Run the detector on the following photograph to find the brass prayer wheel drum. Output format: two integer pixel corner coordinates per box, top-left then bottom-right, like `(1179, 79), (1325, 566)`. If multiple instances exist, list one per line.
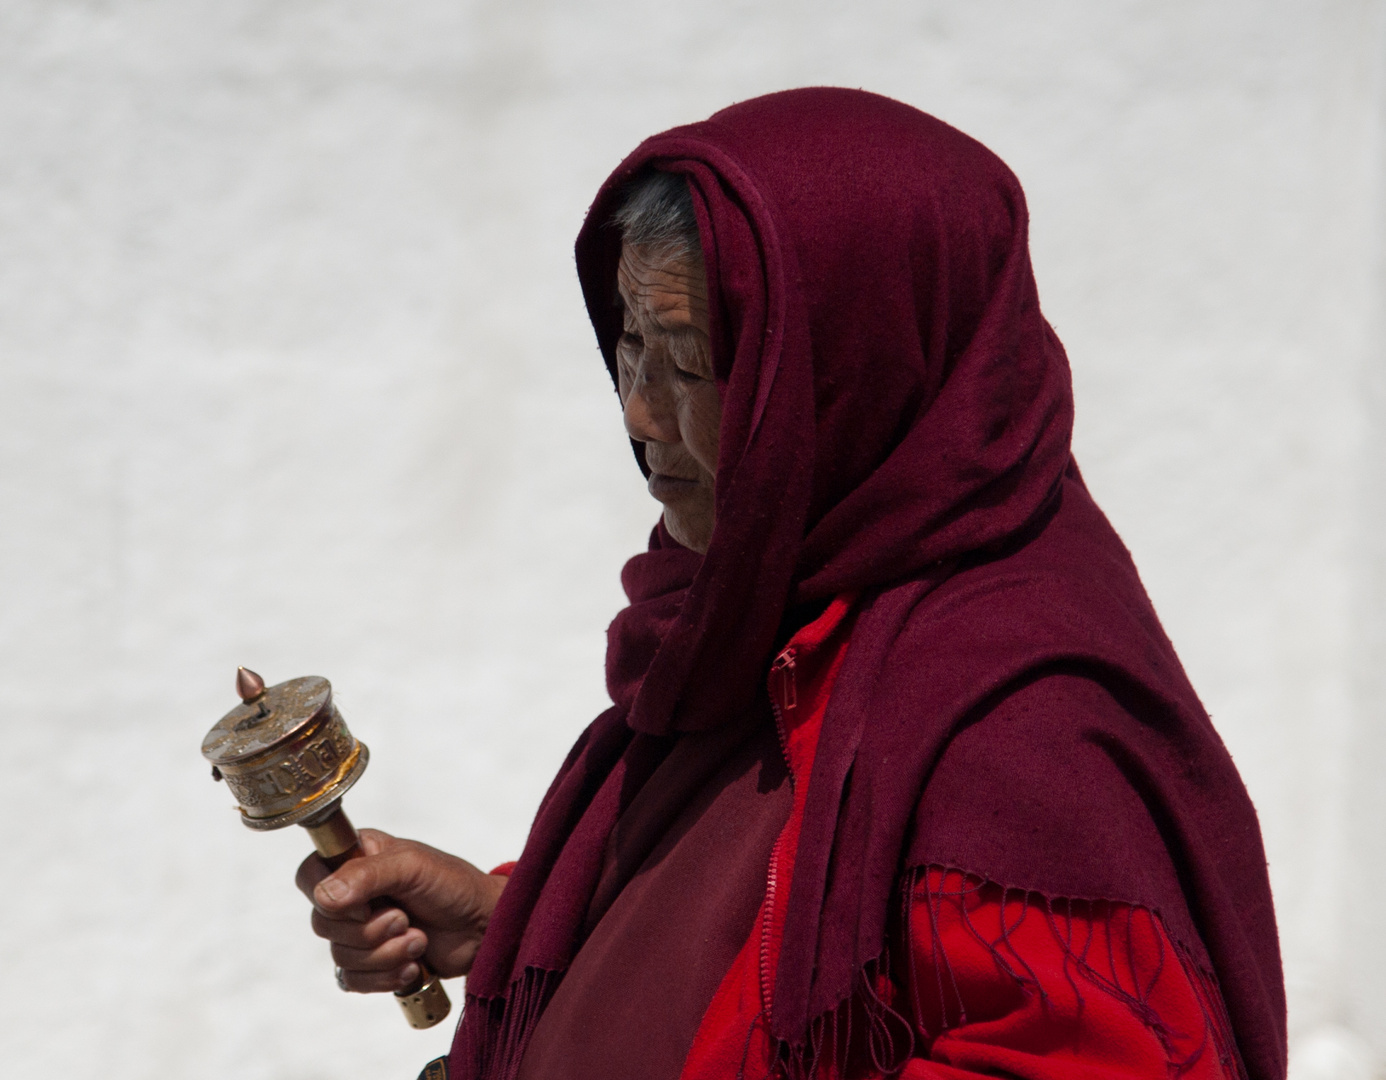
(202, 674), (368, 830)
(202, 669), (450, 1030)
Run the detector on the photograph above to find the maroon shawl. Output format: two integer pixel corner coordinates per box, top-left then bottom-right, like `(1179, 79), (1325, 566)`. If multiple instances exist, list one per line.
(450, 88), (1285, 1080)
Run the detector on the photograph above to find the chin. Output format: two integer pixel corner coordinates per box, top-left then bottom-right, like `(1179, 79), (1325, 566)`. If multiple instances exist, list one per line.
(662, 510), (711, 554)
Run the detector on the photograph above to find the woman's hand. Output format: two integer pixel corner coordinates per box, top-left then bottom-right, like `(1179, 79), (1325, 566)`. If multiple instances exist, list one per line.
(295, 828), (508, 993)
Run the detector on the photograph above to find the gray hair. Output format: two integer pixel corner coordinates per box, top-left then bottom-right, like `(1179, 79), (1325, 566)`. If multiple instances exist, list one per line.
(610, 170), (702, 261)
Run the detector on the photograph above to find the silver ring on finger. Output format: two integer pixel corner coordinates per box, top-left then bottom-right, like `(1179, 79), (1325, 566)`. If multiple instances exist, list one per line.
(335, 966), (348, 992)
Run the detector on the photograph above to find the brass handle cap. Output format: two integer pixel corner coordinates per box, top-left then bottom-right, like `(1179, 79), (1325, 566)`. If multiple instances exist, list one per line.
(396, 975), (451, 1029)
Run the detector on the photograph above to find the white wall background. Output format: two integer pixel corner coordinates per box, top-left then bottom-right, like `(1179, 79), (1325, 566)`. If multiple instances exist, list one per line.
(0, 2), (1382, 1077)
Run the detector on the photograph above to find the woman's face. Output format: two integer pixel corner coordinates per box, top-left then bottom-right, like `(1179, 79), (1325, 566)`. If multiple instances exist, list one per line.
(615, 242), (720, 554)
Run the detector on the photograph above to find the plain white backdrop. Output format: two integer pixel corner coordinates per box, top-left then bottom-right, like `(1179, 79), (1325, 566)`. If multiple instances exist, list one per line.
(1, 2), (1383, 1077)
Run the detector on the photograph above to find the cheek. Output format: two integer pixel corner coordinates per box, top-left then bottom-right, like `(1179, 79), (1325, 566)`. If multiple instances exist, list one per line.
(679, 385), (722, 478)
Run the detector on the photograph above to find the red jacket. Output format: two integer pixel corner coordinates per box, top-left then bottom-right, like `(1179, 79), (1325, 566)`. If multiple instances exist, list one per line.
(679, 596), (1241, 1080)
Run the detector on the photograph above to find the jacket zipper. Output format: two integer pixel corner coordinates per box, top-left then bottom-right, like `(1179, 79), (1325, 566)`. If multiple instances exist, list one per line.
(770, 647), (798, 713)
(761, 646), (798, 1020)
(760, 836), (782, 1022)
(768, 646), (798, 772)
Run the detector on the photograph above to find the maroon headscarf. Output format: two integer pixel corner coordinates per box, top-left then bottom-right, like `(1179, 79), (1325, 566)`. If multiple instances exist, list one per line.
(451, 88), (1285, 1080)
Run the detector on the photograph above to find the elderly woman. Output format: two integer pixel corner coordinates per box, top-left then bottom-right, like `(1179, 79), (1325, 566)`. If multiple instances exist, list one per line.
(297, 89), (1286, 1080)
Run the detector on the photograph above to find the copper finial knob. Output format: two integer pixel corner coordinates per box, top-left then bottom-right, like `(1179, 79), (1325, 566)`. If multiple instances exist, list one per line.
(236, 666), (267, 703)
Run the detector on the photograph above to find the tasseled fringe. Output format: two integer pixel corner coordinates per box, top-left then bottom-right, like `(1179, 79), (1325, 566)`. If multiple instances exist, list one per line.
(1186, 959), (1246, 1080)
(453, 967), (563, 1080)
(902, 866), (1246, 1080)
(741, 868), (1245, 1080)
(747, 955), (915, 1080)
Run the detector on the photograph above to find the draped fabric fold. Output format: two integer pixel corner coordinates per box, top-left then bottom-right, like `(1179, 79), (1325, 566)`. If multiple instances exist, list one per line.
(449, 88), (1285, 1080)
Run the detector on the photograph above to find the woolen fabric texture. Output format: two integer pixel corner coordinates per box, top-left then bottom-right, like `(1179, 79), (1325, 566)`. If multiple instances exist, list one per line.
(449, 88), (1285, 1080)
(514, 723), (791, 1080)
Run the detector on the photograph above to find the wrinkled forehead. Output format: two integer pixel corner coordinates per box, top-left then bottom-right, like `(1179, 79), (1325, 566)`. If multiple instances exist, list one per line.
(616, 242), (708, 332)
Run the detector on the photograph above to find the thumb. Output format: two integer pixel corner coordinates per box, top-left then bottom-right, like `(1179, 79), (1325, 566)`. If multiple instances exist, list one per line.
(313, 853), (405, 918)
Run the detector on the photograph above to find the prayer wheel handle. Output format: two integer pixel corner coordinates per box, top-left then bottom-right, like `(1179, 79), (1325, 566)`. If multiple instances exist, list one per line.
(302, 799), (451, 1027)
(202, 667), (451, 1030)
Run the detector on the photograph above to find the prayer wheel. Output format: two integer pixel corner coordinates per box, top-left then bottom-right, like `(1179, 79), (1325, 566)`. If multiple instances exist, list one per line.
(201, 667), (451, 1029)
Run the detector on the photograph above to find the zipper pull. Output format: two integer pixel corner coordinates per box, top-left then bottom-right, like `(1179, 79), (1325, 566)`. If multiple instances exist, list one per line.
(770, 648), (797, 711)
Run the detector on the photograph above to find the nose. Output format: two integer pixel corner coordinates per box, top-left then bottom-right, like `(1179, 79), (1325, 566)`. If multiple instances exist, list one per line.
(623, 363), (679, 445)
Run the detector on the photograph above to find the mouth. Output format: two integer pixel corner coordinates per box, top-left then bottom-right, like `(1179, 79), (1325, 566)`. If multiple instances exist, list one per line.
(648, 472), (701, 502)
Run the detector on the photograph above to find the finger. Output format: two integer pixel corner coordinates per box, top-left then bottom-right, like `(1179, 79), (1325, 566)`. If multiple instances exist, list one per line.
(337, 962), (421, 995)
(312, 848), (419, 917)
(330, 929), (428, 973)
(310, 906), (409, 949)
(295, 853), (330, 901)
(298, 832), (395, 904)
(311, 881), (372, 923)
(311, 864), (381, 921)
